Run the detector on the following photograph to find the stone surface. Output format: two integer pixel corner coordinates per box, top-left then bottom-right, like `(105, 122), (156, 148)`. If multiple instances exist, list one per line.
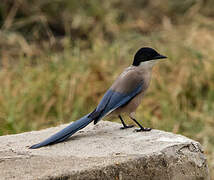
(0, 121), (210, 180)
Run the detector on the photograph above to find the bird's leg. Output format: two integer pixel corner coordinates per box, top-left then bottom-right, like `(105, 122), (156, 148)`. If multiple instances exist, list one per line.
(129, 117), (151, 132)
(118, 115), (134, 129)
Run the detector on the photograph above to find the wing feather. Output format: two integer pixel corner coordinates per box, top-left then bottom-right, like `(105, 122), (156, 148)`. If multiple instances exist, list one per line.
(90, 67), (145, 124)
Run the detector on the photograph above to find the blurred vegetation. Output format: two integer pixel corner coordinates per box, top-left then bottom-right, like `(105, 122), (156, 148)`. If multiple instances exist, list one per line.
(0, 0), (214, 177)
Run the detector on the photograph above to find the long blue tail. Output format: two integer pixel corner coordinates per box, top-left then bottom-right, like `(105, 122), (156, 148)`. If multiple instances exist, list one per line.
(29, 113), (93, 149)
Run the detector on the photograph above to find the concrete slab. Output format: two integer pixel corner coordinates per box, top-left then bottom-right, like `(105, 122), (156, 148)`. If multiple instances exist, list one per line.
(0, 121), (210, 180)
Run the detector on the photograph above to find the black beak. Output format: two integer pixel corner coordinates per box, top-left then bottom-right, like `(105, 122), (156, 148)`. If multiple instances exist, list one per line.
(154, 54), (167, 60)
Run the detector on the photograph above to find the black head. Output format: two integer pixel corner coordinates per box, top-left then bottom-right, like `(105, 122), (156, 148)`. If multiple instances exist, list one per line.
(132, 47), (167, 66)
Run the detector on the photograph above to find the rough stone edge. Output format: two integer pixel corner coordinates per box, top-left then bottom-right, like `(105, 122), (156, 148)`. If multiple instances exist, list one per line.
(40, 142), (210, 180)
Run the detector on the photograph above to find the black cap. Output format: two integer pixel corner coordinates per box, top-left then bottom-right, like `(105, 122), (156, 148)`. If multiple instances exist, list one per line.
(133, 47), (167, 66)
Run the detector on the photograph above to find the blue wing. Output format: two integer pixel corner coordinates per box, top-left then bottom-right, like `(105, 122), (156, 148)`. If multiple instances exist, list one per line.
(90, 82), (143, 124)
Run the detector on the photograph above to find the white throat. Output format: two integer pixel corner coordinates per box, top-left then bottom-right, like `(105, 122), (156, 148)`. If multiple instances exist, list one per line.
(139, 60), (156, 69)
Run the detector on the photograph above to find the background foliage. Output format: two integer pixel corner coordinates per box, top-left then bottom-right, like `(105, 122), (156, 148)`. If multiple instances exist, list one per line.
(0, 0), (214, 177)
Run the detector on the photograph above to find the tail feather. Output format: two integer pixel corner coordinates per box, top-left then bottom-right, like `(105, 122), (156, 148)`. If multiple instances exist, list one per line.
(29, 114), (93, 149)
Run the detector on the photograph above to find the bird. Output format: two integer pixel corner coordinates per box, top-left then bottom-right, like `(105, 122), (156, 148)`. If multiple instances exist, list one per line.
(29, 47), (167, 149)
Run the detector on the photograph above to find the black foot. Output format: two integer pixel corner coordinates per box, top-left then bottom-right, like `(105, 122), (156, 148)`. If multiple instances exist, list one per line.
(120, 125), (134, 130)
(134, 127), (152, 132)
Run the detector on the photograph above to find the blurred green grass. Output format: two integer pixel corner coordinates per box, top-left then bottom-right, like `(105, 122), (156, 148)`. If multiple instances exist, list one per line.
(0, 0), (214, 177)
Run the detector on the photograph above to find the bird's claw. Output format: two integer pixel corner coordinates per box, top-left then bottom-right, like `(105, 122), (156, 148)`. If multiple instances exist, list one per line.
(134, 127), (152, 132)
(120, 125), (134, 130)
